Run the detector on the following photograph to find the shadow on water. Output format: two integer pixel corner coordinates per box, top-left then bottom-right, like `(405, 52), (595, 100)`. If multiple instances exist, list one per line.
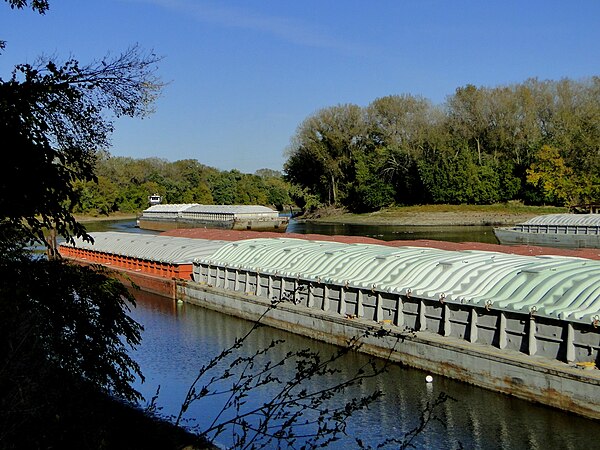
(129, 290), (599, 450)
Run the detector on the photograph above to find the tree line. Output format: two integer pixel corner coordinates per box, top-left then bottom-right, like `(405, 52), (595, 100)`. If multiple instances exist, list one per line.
(284, 78), (600, 212)
(73, 156), (293, 214)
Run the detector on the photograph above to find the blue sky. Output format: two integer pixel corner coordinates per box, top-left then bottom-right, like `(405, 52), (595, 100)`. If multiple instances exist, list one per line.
(1, 1), (599, 173)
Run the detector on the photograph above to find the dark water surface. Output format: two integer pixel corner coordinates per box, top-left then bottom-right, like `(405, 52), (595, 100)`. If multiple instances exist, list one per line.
(129, 290), (598, 450)
(287, 220), (499, 244)
(89, 220), (599, 449)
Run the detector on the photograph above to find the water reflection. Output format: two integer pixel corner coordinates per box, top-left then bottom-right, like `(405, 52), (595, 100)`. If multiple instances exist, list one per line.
(287, 220), (499, 244)
(129, 290), (599, 450)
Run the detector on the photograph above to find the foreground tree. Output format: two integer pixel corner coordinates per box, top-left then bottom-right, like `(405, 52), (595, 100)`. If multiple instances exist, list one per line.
(1, 45), (162, 247)
(169, 293), (452, 449)
(1, 3), (165, 443)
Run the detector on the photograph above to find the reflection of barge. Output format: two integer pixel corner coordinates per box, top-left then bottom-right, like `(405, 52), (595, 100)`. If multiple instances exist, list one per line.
(494, 214), (600, 248)
(137, 204), (288, 232)
(59, 231), (600, 419)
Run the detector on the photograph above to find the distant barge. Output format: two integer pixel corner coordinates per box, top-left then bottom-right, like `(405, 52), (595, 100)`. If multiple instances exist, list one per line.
(59, 231), (600, 419)
(494, 214), (600, 248)
(137, 204), (288, 232)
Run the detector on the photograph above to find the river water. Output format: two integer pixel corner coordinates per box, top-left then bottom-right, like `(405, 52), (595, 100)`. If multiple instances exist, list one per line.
(287, 221), (499, 244)
(89, 220), (600, 449)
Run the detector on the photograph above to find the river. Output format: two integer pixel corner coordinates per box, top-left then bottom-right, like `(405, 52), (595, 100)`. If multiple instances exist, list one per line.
(287, 221), (499, 244)
(89, 219), (600, 449)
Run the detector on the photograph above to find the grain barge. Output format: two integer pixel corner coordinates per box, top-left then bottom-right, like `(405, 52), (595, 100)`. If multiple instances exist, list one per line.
(59, 231), (600, 419)
(494, 214), (600, 248)
(137, 204), (288, 232)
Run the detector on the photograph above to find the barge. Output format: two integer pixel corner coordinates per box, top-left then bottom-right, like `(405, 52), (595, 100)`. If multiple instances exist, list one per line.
(59, 232), (600, 419)
(137, 204), (288, 232)
(494, 214), (600, 248)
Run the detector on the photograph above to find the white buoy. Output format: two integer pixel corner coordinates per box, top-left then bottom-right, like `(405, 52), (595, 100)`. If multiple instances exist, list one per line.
(425, 375), (433, 383)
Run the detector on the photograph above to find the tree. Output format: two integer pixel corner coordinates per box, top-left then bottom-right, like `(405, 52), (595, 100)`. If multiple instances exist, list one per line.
(264, 176), (292, 210)
(446, 84), (490, 165)
(349, 148), (395, 212)
(1, 3), (164, 444)
(418, 148), (501, 204)
(526, 145), (579, 205)
(1, 46), (162, 246)
(285, 104), (365, 206)
(365, 94), (433, 157)
(170, 292), (451, 449)
(5, 0), (49, 13)
(255, 168), (282, 178)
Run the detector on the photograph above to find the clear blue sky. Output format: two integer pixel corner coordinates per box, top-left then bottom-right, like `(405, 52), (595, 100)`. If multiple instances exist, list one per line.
(1, 0), (599, 173)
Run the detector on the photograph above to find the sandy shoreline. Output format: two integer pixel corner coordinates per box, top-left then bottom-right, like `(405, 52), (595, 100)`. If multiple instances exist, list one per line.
(306, 211), (540, 227)
(74, 213), (137, 223)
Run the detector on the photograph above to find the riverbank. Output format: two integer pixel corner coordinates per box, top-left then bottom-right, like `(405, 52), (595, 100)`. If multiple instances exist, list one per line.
(301, 204), (567, 226)
(74, 212), (138, 223)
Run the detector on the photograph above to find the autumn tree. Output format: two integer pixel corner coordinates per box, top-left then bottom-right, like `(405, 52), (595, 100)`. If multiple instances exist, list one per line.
(526, 145), (580, 206)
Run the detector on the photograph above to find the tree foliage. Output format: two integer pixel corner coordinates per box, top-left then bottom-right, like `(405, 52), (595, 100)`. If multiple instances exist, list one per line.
(0, 244), (144, 402)
(285, 78), (600, 211)
(168, 291), (449, 449)
(0, 5), (163, 442)
(1, 46), (162, 244)
(5, 0), (49, 13)
(74, 156), (293, 214)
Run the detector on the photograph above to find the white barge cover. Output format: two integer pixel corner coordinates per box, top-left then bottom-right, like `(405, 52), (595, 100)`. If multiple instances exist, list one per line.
(63, 232), (230, 264)
(521, 213), (600, 227)
(197, 237), (600, 325)
(142, 204), (279, 218)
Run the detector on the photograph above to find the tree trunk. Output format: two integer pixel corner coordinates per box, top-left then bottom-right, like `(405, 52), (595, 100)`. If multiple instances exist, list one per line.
(45, 228), (59, 260)
(331, 174), (337, 205)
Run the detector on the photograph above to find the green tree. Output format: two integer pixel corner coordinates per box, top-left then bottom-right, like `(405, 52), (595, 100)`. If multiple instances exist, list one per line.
(285, 104), (364, 206)
(418, 149), (501, 204)
(210, 170), (240, 204)
(264, 177), (292, 210)
(255, 168), (282, 178)
(348, 148), (395, 212)
(446, 84), (490, 165)
(235, 174), (268, 204)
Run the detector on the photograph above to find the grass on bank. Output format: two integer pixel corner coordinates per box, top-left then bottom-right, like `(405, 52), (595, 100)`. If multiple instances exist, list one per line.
(304, 203), (569, 226)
